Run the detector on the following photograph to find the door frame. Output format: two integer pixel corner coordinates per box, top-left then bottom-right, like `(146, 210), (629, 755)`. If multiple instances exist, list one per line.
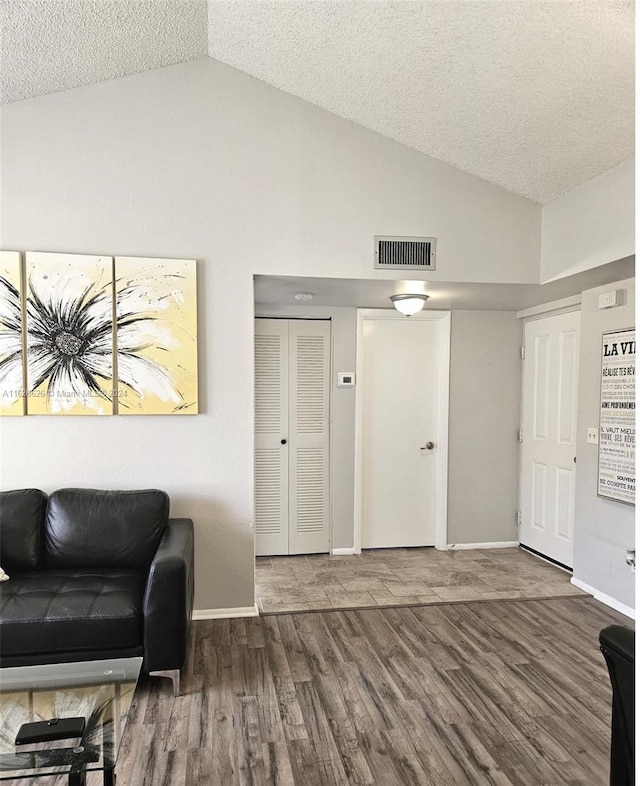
(353, 309), (451, 553)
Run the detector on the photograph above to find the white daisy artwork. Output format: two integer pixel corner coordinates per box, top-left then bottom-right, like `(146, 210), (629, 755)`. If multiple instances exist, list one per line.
(0, 251), (25, 416)
(115, 257), (198, 415)
(25, 252), (115, 415)
(0, 251), (198, 416)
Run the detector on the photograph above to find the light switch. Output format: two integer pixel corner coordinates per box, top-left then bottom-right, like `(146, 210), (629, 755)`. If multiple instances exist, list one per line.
(587, 428), (599, 445)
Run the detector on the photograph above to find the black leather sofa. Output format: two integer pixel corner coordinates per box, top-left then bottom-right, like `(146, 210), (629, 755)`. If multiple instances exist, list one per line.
(600, 624), (635, 786)
(0, 488), (194, 696)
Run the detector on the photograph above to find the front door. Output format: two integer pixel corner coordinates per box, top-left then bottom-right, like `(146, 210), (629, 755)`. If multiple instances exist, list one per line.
(519, 310), (580, 567)
(357, 311), (449, 549)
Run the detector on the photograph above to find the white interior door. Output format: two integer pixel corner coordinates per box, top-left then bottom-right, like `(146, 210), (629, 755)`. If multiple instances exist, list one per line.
(519, 310), (580, 568)
(358, 312), (448, 549)
(254, 318), (330, 556)
(255, 319), (289, 555)
(289, 320), (331, 554)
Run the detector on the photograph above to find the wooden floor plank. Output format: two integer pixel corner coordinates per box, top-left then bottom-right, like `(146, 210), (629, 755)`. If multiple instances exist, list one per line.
(17, 596), (630, 786)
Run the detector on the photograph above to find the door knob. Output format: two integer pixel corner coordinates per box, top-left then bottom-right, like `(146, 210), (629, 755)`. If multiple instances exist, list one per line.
(281, 438), (287, 445)
(420, 442), (435, 451)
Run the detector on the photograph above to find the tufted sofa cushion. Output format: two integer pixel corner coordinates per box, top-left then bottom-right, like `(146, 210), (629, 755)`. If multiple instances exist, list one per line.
(0, 489), (47, 572)
(0, 570), (146, 657)
(45, 488), (169, 569)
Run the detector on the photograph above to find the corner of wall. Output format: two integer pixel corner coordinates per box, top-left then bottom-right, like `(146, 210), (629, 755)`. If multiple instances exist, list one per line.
(573, 275), (636, 610)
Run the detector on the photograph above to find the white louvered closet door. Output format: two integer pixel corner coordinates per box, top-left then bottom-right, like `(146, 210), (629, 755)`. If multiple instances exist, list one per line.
(255, 319), (289, 555)
(288, 319), (331, 554)
(254, 318), (331, 556)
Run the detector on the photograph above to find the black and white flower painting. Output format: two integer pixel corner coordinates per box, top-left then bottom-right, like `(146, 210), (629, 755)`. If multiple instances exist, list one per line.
(0, 252), (196, 416)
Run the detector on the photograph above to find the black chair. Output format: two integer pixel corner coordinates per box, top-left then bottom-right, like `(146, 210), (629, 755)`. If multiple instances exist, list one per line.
(599, 624), (635, 786)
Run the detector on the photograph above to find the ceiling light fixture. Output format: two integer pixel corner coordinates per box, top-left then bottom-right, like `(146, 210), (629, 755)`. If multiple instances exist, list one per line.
(294, 292), (313, 302)
(389, 293), (429, 316)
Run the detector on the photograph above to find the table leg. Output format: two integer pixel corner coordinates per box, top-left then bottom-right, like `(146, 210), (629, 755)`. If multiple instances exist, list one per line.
(102, 705), (116, 785)
(67, 764), (115, 785)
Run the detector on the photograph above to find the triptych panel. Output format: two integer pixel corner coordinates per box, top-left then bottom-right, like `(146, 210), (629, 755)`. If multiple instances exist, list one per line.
(115, 256), (198, 415)
(0, 251), (24, 416)
(25, 252), (114, 415)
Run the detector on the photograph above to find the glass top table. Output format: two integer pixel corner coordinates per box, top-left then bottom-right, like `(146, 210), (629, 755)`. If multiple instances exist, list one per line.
(0, 657), (142, 786)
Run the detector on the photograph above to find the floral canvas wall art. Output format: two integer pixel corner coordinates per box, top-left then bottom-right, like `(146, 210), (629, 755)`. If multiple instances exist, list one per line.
(25, 252), (115, 415)
(0, 251), (25, 416)
(0, 252), (198, 416)
(115, 257), (198, 415)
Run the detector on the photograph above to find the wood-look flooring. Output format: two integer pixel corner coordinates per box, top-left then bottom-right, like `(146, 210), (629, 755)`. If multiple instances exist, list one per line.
(21, 595), (628, 786)
(256, 547), (585, 614)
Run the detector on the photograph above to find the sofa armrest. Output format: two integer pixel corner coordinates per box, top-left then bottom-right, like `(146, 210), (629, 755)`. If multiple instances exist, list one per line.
(143, 518), (194, 675)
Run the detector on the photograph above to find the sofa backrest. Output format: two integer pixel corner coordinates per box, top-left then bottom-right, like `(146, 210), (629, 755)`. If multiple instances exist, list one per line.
(44, 488), (169, 569)
(0, 489), (47, 571)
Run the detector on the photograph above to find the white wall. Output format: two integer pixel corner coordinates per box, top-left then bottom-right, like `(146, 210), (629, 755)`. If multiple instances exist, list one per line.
(541, 157), (635, 283)
(573, 277), (636, 610)
(447, 311), (522, 545)
(0, 58), (543, 610)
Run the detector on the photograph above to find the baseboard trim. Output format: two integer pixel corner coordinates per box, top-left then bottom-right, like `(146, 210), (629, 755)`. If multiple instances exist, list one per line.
(570, 578), (635, 620)
(447, 541), (520, 551)
(193, 605), (259, 621)
(331, 547), (356, 555)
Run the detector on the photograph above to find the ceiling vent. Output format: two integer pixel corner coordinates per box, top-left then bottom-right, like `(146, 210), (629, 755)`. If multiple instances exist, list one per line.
(374, 236), (436, 271)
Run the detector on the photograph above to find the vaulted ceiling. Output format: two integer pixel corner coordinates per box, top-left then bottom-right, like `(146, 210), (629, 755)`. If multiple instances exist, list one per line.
(1, 0), (634, 204)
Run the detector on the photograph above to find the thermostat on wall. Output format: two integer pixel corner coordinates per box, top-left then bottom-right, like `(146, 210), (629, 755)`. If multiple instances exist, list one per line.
(337, 372), (355, 387)
(598, 290), (622, 309)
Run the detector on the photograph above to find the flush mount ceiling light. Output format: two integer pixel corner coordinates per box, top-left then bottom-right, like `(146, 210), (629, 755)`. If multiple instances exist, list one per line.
(294, 292), (313, 302)
(389, 293), (429, 316)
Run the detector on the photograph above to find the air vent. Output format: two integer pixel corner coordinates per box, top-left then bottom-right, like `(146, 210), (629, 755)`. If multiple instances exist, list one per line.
(374, 236), (436, 270)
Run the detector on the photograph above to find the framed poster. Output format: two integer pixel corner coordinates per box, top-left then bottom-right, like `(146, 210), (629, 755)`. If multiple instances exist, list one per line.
(598, 328), (635, 504)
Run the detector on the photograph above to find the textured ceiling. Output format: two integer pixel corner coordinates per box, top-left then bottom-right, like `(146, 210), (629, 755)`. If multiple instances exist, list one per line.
(1, 1), (634, 204)
(208, 1), (634, 204)
(0, 0), (208, 104)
